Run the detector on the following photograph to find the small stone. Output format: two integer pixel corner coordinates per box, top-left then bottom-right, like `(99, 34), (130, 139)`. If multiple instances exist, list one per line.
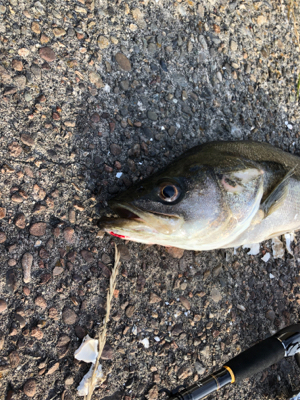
(46, 362), (59, 375)
(115, 53), (131, 71)
(0, 207), (6, 219)
(53, 266), (64, 276)
(35, 296), (47, 309)
(0, 232), (6, 243)
(9, 142), (22, 157)
(30, 222), (46, 236)
(12, 59), (23, 71)
(49, 307), (59, 320)
(147, 384), (159, 400)
(118, 244), (131, 261)
(23, 379), (36, 397)
(53, 27), (66, 37)
(9, 351), (20, 368)
(149, 293), (161, 304)
(11, 193), (23, 203)
(64, 120), (76, 127)
(31, 22), (41, 34)
(195, 361), (205, 375)
(65, 376), (74, 386)
(64, 227), (75, 243)
(101, 343), (114, 360)
(110, 143), (122, 156)
(22, 253), (33, 283)
(266, 310), (276, 321)
(39, 47), (56, 62)
(147, 111), (158, 121)
(178, 365), (193, 380)
(210, 288), (222, 303)
(18, 48), (30, 57)
(31, 327), (43, 340)
(98, 35), (110, 49)
(0, 299), (7, 313)
(120, 80), (129, 90)
(62, 308), (77, 325)
(125, 305), (135, 318)
(81, 250), (94, 263)
(165, 247), (184, 259)
(40, 34), (49, 44)
(6, 270), (17, 293)
(179, 296), (191, 310)
(257, 15), (267, 25)
(15, 213), (26, 229)
(89, 72), (103, 89)
(90, 112), (100, 123)
(20, 134), (35, 147)
(230, 41), (238, 52)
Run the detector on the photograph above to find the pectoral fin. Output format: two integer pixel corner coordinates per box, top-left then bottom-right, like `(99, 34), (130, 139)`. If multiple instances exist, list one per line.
(262, 168), (295, 217)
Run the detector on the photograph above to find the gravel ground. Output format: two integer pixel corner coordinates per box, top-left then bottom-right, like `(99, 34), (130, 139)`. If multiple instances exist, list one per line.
(1, 0), (300, 399)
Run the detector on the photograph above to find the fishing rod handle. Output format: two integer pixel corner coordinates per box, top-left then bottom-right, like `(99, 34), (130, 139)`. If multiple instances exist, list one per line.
(225, 335), (284, 383)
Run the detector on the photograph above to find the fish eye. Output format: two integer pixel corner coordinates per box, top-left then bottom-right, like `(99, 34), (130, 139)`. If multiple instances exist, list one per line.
(159, 183), (180, 202)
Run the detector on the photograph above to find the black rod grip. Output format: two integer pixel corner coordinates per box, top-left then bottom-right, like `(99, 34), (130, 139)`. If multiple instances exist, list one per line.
(225, 336), (285, 383)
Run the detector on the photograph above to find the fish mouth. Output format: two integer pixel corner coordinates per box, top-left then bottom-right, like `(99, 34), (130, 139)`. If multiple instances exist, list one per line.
(99, 202), (184, 240)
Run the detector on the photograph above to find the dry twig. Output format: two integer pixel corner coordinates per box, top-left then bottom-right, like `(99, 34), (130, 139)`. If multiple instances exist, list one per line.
(84, 244), (121, 400)
(288, 0), (300, 99)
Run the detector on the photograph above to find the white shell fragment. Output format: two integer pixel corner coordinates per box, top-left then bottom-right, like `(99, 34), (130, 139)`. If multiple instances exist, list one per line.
(140, 338), (150, 348)
(74, 335), (99, 364)
(284, 232), (294, 255)
(243, 243), (260, 255)
(272, 237), (285, 259)
(261, 253), (270, 262)
(77, 364), (103, 396)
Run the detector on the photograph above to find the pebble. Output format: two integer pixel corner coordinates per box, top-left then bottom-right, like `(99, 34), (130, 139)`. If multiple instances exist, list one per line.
(64, 227), (75, 243)
(46, 362), (59, 375)
(9, 351), (20, 368)
(149, 293), (161, 304)
(89, 71), (104, 89)
(98, 35), (110, 49)
(35, 296), (47, 309)
(195, 361), (205, 375)
(62, 308), (78, 324)
(101, 343), (114, 360)
(165, 247), (184, 259)
(8, 142), (22, 157)
(53, 266), (64, 276)
(80, 250), (94, 263)
(0, 299), (7, 313)
(230, 41), (238, 52)
(30, 222), (46, 236)
(115, 53), (131, 71)
(22, 253), (33, 283)
(266, 310), (276, 321)
(0, 232), (6, 243)
(0, 207), (6, 219)
(18, 48), (30, 57)
(147, 111), (158, 121)
(53, 28), (66, 37)
(110, 143), (122, 156)
(15, 213), (26, 229)
(6, 270), (17, 293)
(39, 47), (56, 62)
(23, 379), (37, 397)
(31, 21), (41, 34)
(118, 244), (131, 261)
(20, 134), (35, 147)
(125, 305), (135, 318)
(210, 288), (222, 303)
(12, 59), (23, 71)
(179, 296), (191, 310)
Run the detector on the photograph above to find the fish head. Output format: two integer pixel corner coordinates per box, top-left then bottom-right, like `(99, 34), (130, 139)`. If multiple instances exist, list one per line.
(100, 161), (227, 248)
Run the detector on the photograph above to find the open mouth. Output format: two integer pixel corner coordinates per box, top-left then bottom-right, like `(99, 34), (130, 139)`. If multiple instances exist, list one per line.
(113, 206), (142, 221)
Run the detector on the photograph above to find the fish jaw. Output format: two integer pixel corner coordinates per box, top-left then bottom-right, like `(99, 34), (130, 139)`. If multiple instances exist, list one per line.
(99, 202), (185, 244)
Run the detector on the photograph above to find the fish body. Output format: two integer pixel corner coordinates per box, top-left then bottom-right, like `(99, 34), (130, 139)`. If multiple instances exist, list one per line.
(100, 141), (300, 251)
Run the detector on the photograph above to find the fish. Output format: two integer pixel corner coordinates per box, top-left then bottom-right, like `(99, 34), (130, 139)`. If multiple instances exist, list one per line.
(99, 141), (300, 251)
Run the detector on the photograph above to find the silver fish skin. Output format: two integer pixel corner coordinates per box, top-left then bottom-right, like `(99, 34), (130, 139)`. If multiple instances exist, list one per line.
(100, 141), (300, 251)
